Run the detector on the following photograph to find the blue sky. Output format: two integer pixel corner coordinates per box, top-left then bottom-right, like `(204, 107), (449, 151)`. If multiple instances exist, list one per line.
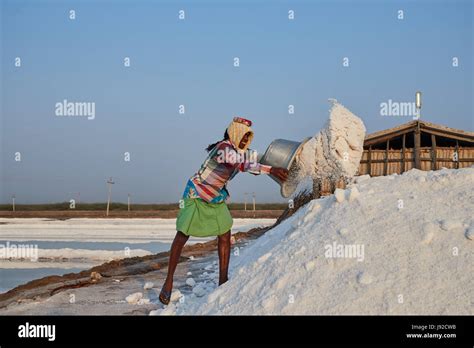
(1, 0), (473, 204)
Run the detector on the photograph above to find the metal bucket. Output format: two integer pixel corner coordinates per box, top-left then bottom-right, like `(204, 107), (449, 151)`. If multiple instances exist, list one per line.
(258, 137), (312, 197)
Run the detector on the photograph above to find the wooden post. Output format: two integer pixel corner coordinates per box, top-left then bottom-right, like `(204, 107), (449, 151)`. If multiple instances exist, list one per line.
(431, 134), (437, 170)
(414, 125), (421, 169)
(106, 177), (114, 217)
(401, 133), (406, 173)
(106, 185), (112, 217)
(252, 192), (256, 218)
(455, 140), (459, 169)
(384, 140), (389, 175)
(368, 146), (372, 176)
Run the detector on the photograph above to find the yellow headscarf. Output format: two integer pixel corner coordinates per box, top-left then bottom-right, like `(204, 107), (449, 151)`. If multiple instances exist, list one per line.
(227, 117), (254, 153)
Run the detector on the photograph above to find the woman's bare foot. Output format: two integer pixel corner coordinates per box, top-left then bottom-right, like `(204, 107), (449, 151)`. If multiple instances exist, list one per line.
(160, 231), (189, 305)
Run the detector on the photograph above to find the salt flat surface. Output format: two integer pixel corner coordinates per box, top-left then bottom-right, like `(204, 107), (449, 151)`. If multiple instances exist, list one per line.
(0, 218), (274, 293)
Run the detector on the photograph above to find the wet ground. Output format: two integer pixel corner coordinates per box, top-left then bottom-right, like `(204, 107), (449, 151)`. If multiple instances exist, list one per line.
(0, 227), (269, 315)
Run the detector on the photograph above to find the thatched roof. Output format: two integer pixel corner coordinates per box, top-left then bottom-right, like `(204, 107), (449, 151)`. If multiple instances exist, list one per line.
(364, 120), (474, 146)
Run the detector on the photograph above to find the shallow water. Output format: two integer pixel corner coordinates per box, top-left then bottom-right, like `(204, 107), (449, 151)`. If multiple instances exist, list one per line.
(0, 240), (170, 253)
(0, 218), (275, 293)
(0, 267), (84, 294)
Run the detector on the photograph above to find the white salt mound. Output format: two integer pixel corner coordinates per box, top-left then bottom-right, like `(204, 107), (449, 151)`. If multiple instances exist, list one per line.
(175, 167), (473, 315)
(286, 100), (366, 197)
(125, 292), (143, 305)
(143, 282), (154, 290)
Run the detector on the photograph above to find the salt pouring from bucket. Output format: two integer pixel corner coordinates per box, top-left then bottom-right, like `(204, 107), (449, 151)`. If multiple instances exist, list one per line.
(258, 137), (312, 198)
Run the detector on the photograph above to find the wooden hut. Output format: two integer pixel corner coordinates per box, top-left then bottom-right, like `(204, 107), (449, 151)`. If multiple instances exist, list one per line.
(358, 120), (474, 176)
(314, 120), (473, 197)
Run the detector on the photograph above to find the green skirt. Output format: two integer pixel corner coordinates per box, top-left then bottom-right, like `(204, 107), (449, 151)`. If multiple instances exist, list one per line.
(176, 198), (233, 237)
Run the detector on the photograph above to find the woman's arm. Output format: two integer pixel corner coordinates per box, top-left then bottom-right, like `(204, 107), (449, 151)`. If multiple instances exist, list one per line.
(215, 143), (288, 180)
(269, 167), (289, 182)
(239, 156), (289, 182)
(240, 161), (272, 175)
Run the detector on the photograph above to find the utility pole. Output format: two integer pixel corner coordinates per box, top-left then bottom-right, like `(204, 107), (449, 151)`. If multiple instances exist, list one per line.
(128, 193), (131, 213)
(12, 195), (15, 212)
(106, 177), (115, 217)
(244, 192), (248, 211)
(252, 192), (256, 211)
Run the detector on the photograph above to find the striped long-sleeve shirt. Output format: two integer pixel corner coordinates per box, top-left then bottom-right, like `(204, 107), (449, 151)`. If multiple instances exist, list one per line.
(182, 140), (272, 203)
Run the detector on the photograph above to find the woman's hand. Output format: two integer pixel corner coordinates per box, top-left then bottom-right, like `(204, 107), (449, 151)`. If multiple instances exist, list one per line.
(270, 167), (289, 182)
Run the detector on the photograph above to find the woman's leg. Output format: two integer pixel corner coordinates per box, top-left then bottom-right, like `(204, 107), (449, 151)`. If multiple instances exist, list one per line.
(217, 231), (231, 285)
(162, 231), (189, 294)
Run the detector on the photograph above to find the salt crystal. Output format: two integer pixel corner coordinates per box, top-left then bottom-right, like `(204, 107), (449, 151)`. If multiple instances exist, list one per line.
(357, 272), (373, 285)
(440, 220), (463, 231)
(125, 292), (143, 305)
(258, 252), (272, 263)
(305, 259), (316, 271)
(335, 189), (345, 203)
(144, 282), (154, 290)
(137, 298), (150, 305)
(338, 228), (349, 236)
(421, 222), (437, 244)
(170, 290), (182, 302)
(355, 175), (370, 183)
(192, 283), (207, 297)
(465, 226), (474, 240)
(348, 187), (360, 202)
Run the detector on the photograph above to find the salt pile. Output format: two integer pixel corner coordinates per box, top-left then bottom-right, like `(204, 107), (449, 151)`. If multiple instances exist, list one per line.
(284, 100), (366, 196)
(172, 167), (473, 315)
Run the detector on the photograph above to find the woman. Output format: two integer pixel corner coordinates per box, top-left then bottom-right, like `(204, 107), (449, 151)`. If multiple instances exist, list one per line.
(159, 117), (288, 305)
